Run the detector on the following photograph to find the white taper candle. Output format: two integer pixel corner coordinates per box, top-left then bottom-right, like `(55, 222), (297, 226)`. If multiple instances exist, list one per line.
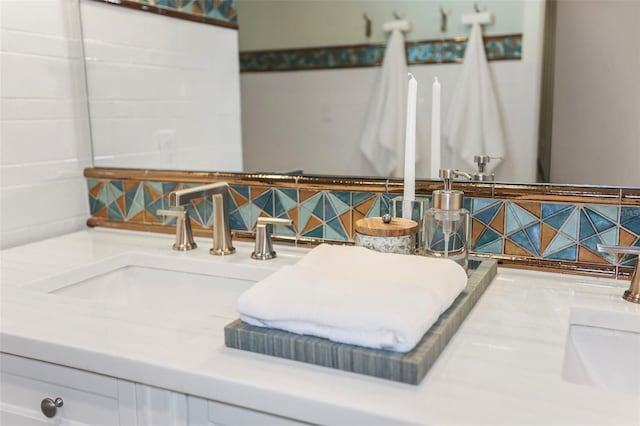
(403, 73), (417, 219)
(430, 77), (441, 179)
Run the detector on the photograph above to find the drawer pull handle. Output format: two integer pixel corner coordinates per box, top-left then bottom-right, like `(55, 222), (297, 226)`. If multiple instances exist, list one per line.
(41, 397), (63, 418)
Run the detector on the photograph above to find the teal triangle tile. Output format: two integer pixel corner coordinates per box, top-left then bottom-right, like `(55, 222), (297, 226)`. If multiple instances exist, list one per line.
(273, 224), (296, 236)
(582, 235), (617, 264)
(585, 207), (616, 233)
(107, 202), (124, 221)
(147, 197), (164, 217)
(274, 196), (286, 218)
(239, 204), (260, 230)
(327, 217), (346, 238)
(230, 210), (248, 231)
(275, 189), (297, 212)
(472, 198), (498, 214)
(561, 209), (579, 240)
(301, 192), (322, 211)
(195, 199), (213, 226)
(299, 205), (314, 231)
(333, 191), (351, 206)
(366, 197), (381, 217)
(145, 181), (163, 195)
(87, 178), (99, 191)
(506, 202), (537, 234)
(475, 238), (503, 254)
(312, 195), (324, 219)
(324, 195), (337, 221)
(98, 182), (121, 205)
(542, 203), (571, 219)
(325, 222), (347, 241)
(327, 192), (350, 216)
(621, 207), (640, 225)
(588, 205), (618, 222)
(474, 202), (501, 225)
(231, 185), (249, 199)
(89, 198), (105, 215)
(579, 209), (597, 240)
(126, 185), (145, 220)
(543, 232), (574, 257)
(226, 192), (238, 212)
(599, 227), (618, 246)
(253, 190), (273, 212)
(475, 227), (501, 248)
(352, 192), (374, 206)
(162, 183), (178, 198)
(303, 225), (323, 239)
(544, 207), (574, 231)
(621, 215), (640, 235)
(508, 230), (536, 256)
(524, 223), (541, 255)
(463, 198), (472, 212)
(111, 180), (123, 192)
(144, 185), (164, 207)
(547, 245), (577, 261)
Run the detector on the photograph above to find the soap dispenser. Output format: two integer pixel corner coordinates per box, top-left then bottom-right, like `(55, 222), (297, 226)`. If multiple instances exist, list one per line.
(424, 169), (471, 271)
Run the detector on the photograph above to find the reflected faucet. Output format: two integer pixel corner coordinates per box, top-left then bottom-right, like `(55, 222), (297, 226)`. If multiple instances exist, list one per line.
(169, 182), (235, 256)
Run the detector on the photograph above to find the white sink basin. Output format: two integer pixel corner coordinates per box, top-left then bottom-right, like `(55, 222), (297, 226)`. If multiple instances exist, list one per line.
(24, 252), (276, 319)
(562, 307), (640, 395)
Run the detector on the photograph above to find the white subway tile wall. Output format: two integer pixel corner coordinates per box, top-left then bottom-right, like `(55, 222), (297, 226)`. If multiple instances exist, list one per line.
(1, 0), (91, 249)
(81, 0), (243, 172)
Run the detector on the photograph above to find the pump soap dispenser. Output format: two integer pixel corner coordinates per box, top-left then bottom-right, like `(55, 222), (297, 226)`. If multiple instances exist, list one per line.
(424, 169), (472, 272)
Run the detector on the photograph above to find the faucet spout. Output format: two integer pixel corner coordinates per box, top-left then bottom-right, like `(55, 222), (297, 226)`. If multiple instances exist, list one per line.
(170, 182), (235, 256)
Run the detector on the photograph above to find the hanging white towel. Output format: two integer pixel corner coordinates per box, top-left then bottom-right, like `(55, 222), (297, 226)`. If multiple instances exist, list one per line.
(359, 29), (408, 177)
(443, 22), (506, 171)
(236, 244), (468, 352)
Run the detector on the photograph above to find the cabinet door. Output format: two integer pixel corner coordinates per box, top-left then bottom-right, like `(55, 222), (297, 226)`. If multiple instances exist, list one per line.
(187, 395), (312, 426)
(0, 353), (132, 426)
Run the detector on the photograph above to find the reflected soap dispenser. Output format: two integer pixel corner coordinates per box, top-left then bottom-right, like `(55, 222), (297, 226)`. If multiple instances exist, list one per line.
(424, 169), (472, 272)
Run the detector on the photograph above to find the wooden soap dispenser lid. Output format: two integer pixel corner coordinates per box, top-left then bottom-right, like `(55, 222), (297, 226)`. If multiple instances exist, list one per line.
(355, 216), (418, 237)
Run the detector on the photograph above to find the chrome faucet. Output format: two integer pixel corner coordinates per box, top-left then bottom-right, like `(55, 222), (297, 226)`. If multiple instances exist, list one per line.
(597, 244), (640, 304)
(169, 182), (235, 256)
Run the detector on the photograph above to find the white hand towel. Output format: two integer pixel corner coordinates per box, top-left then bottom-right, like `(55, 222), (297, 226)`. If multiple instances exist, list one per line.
(358, 29), (408, 177)
(237, 244), (468, 352)
(443, 22), (506, 171)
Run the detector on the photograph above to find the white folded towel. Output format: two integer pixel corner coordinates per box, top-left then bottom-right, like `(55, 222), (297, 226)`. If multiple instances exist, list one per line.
(237, 244), (468, 352)
(358, 28), (408, 176)
(443, 22), (506, 172)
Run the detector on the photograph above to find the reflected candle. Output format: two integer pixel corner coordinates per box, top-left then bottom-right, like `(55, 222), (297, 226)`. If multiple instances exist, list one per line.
(403, 73), (417, 219)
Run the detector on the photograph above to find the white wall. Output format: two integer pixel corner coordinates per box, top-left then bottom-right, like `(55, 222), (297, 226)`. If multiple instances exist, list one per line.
(82, 0), (243, 172)
(550, 0), (640, 186)
(237, 0), (523, 50)
(0, 0), (91, 249)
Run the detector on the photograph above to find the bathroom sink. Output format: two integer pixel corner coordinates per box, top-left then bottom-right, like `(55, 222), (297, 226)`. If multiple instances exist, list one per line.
(24, 253), (274, 319)
(562, 307), (640, 395)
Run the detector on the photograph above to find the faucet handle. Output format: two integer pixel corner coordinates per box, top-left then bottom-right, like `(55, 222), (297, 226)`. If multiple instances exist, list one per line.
(597, 244), (640, 304)
(251, 217), (293, 261)
(158, 208), (197, 251)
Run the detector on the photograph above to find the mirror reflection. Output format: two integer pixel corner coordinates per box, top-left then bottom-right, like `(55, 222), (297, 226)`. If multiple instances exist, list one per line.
(79, 0), (640, 187)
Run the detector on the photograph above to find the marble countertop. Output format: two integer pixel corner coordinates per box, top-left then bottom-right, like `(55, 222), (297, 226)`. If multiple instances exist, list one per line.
(1, 229), (639, 425)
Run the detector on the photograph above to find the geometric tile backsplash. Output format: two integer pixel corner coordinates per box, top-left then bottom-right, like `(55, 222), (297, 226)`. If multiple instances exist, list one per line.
(87, 176), (640, 273)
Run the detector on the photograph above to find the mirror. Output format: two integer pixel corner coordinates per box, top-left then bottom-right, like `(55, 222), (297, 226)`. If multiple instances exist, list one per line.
(79, 0), (640, 187)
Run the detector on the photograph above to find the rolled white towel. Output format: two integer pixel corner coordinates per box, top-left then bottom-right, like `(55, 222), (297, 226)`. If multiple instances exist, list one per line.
(237, 244), (468, 352)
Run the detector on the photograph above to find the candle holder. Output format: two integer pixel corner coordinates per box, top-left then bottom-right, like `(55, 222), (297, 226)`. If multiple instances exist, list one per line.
(390, 196), (429, 254)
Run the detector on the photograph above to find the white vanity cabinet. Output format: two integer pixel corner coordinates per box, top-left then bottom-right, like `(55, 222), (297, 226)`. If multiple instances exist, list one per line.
(1, 353), (310, 426)
(0, 353), (133, 425)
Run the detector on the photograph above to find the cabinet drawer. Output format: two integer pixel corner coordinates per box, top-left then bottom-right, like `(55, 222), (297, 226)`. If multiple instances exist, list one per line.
(0, 353), (121, 426)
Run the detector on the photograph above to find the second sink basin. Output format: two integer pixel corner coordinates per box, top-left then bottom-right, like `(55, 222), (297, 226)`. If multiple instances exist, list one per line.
(25, 252), (278, 319)
(562, 307), (640, 395)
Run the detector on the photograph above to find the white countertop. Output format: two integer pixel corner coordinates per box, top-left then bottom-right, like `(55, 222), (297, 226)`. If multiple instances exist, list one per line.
(1, 229), (639, 425)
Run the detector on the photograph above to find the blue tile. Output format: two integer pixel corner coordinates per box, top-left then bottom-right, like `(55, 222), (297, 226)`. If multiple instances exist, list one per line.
(621, 207), (640, 225)
(579, 210), (597, 240)
(585, 208), (616, 233)
(475, 227), (501, 248)
(474, 238), (503, 254)
(230, 210), (247, 231)
(303, 226), (323, 239)
(542, 203), (571, 219)
(474, 202), (501, 225)
(524, 223), (541, 255)
(324, 195), (337, 220)
(352, 192), (374, 206)
(544, 208), (573, 231)
(546, 245), (577, 261)
(509, 229), (537, 255)
(231, 185), (249, 199)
